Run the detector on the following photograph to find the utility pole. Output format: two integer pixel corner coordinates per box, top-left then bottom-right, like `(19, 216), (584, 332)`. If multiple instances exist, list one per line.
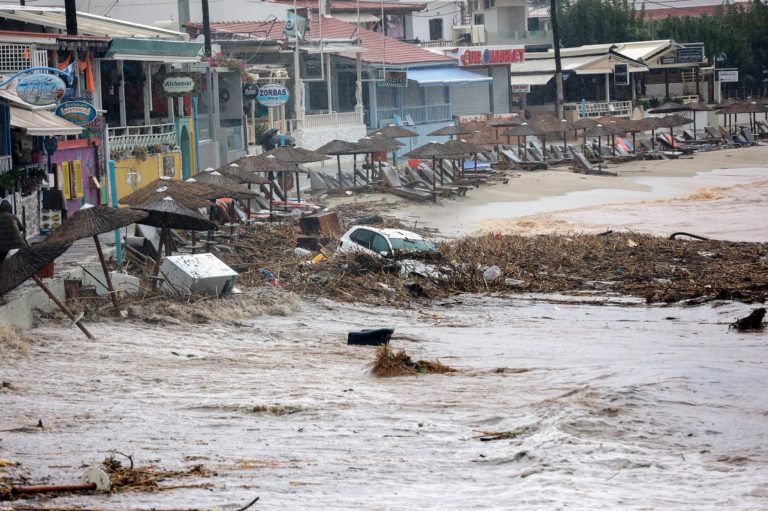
(201, 0), (212, 57)
(64, 0), (78, 35)
(550, 0), (564, 118)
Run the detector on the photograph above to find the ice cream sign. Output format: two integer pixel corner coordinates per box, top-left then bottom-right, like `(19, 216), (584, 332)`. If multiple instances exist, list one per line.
(16, 74), (66, 106)
(458, 46), (525, 67)
(55, 101), (98, 126)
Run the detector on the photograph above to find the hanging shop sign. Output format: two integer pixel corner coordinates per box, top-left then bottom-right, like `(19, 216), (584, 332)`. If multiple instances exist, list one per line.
(163, 75), (196, 94)
(55, 101), (98, 126)
(510, 84), (531, 93)
(256, 83), (290, 108)
(16, 74), (66, 106)
(457, 46), (525, 67)
(378, 70), (407, 87)
(243, 83), (259, 99)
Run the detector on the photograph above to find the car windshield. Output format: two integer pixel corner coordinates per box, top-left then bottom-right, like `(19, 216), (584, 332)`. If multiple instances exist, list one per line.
(389, 237), (437, 253)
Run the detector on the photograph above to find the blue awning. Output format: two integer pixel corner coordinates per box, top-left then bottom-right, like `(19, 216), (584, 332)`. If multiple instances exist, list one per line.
(407, 67), (492, 87)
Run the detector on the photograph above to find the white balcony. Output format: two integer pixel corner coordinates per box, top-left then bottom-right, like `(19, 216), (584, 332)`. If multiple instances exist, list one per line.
(0, 44), (47, 75)
(108, 123), (177, 158)
(564, 100), (633, 119)
(303, 111), (365, 129)
(377, 103), (451, 125)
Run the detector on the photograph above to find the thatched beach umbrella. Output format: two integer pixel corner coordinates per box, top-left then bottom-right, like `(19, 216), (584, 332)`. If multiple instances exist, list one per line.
(0, 242), (95, 339)
(404, 142), (460, 193)
(376, 125), (418, 138)
(190, 170), (261, 201)
(118, 177), (215, 209)
(428, 123), (474, 139)
(582, 124), (621, 170)
(316, 139), (367, 188)
(44, 205), (147, 313)
(501, 122), (545, 161)
(260, 147), (329, 202)
(656, 114), (693, 146)
(717, 101), (767, 134)
(133, 197), (218, 286)
(445, 139), (484, 179)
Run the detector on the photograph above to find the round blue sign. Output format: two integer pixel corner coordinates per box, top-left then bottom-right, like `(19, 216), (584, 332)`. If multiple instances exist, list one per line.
(257, 83), (290, 108)
(55, 101), (98, 126)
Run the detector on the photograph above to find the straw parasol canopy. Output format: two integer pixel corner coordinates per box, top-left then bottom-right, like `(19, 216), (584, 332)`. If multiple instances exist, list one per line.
(582, 124), (622, 138)
(428, 123), (475, 137)
(462, 130), (503, 146)
(500, 122), (545, 137)
(404, 142), (460, 158)
(134, 197), (218, 232)
(44, 205), (147, 244)
(648, 101), (692, 114)
(189, 170), (262, 200)
(444, 139), (484, 155)
(656, 114), (694, 128)
(228, 156), (293, 177)
(376, 125), (418, 138)
(261, 145), (330, 164)
(488, 117), (524, 127)
(316, 139), (366, 155)
(369, 133), (405, 149)
(0, 241), (96, 338)
(0, 242), (71, 297)
(572, 118), (601, 130)
(716, 101), (768, 114)
(686, 101), (713, 112)
(119, 177), (218, 209)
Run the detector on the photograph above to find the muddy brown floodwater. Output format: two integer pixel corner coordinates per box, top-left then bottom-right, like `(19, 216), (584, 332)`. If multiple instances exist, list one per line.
(2, 292), (767, 510)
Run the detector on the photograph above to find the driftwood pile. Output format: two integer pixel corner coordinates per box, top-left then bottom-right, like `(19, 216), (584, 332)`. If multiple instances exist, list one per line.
(204, 225), (768, 306)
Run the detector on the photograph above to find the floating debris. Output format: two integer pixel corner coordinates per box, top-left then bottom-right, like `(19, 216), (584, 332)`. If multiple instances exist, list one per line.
(730, 307), (766, 332)
(369, 346), (456, 377)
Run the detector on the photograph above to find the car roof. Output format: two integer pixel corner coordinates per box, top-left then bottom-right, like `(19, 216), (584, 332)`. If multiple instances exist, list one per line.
(353, 226), (428, 241)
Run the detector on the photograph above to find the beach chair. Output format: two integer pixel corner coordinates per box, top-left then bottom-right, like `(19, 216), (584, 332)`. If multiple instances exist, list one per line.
(380, 166), (436, 202)
(569, 147), (618, 176)
(740, 127), (762, 145)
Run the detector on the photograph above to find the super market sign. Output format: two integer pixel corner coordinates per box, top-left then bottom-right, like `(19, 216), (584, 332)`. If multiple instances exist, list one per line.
(458, 46), (525, 67)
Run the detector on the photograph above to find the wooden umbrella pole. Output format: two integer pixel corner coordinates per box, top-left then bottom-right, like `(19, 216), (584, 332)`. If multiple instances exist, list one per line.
(295, 171), (301, 203)
(337, 155), (342, 189)
(269, 183), (274, 221)
(92, 235), (119, 313)
(353, 154), (357, 185)
(152, 228), (166, 289)
(431, 156), (436, 202)
(32, 275), (95, 340)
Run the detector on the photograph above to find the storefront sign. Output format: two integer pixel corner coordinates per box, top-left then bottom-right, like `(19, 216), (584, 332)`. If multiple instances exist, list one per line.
(458, 46), (525, 67)
(676, 46), (705, 64)
(257, 83), (290, 108)
(378, 70), (407, 87)
(55, 101), (97, 126)
(510, 84), (530, 93)
(243, 83), (259, 99)
(162, 76), (196, 94)
(660, 56), (677, 65)
(717, 69), (739, 83)
(16, 74), (66, 106)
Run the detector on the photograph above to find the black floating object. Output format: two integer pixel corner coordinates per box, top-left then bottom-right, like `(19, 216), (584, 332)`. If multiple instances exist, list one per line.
(347, 328), (395, 346)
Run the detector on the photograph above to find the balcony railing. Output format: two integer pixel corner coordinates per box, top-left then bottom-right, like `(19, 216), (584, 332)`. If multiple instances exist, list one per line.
(377, 103), (452, 125)
(564, 100), (633, 118)
(108, 123), (177, 158)
(0, 155), (11, 173)
(303, 111), (364, 129)
(0, 44), (47, 74)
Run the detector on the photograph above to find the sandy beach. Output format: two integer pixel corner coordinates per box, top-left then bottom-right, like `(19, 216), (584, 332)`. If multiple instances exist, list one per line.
(1, 147), (768, 510)
(330, 146), (768, 241)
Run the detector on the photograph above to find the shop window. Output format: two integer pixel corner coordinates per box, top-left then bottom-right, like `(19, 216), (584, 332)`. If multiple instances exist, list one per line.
(429, 19), (444, 41)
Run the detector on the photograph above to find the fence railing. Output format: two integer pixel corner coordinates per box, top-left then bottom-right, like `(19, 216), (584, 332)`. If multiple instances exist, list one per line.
(564, 100), (633, 118)
(0, 44), (47, 74)
(108, 123), (177, 157)
(303, 111), (364, 129)
(0, 155), (11, 173)
(377, 103), (452, 125)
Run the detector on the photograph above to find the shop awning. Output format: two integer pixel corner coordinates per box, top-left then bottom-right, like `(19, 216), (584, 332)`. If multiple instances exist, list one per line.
(10, 107), (83, 136)
(407, 67), (492, 87)
(104, 37), (203, 62)
(510, 73), (554, 86)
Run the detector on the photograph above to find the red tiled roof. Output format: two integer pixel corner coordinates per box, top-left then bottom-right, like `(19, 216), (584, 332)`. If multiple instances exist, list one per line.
(271, 0), (427, 13)
(188, 17), (453, 67)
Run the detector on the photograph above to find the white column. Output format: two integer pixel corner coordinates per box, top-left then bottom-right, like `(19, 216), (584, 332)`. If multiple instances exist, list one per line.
(605, 73), (611, 103)
(326, 53), (333, 114)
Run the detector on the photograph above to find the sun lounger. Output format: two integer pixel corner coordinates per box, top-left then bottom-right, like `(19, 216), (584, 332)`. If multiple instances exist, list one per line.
(380, 166), (436, 202)
(569, 147), (617, 176)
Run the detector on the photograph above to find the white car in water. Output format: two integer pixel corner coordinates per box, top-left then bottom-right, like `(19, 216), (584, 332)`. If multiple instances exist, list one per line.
(337, 226), (444, 279)
(337, 226), (438, 258)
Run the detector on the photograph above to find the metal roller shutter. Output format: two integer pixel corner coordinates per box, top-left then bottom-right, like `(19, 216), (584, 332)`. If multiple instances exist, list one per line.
(492, 66), (510, 113)
(451, 82), (491, 116)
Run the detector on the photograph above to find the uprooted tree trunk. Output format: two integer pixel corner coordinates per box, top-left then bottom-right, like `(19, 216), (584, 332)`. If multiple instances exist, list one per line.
(730, 308), (766, 332)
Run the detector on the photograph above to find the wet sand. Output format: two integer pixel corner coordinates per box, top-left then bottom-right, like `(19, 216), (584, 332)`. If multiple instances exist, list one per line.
(2, 294), (767, 510)
(330, 146), (768, 241)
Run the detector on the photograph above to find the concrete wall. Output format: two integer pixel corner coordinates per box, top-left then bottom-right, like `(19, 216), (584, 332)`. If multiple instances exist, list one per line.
(294, 123), (368, 151)
(406, 2), (462, 42)
(112, 151), (183, 200)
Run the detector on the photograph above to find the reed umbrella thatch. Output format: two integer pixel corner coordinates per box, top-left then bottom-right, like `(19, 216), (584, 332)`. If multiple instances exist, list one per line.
(648, 101), (691, 114)
(376, 125), (418, 138)
(261, 146), (330, 164)
(445, 139), (485, 179)
(428, 124), (475, 138)
(118, 178), (216, 209)
(44, 205), (147, 312)
(189, 170), (262, 200)
(0, 242), (95, 339)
